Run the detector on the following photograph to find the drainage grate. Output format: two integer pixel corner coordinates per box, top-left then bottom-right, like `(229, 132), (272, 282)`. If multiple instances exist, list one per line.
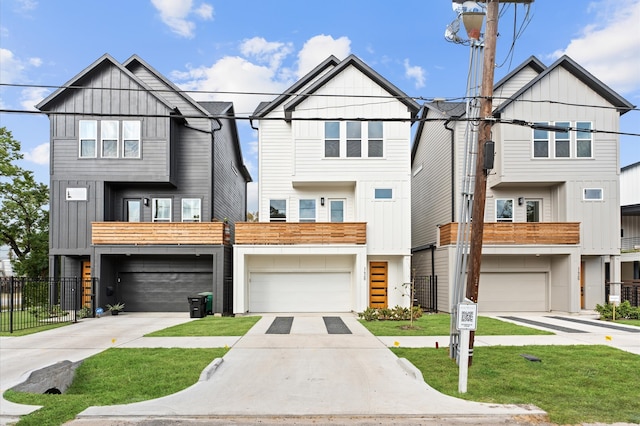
(500, 316), (587, 333)
(266, 317), (293, 334)
(323, 316), (352, 334)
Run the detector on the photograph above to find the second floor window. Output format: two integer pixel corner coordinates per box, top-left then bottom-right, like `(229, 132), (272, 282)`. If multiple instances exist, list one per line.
(270, 199), (286, 222)
(182, 198), (201, 222)
(496, 199), (513, 222)
(533, 121), (592, 159)
(79, 119), (141, 159)
(325, 121), (384, 159)
(153, 198), (172, 222)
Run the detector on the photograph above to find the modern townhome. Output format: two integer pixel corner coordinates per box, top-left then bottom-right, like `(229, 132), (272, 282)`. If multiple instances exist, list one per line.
(620, 161), (640, 304)
(233, 55), (420, 314)
(37, 54), (251, 313)
(411, 55), (634, 313)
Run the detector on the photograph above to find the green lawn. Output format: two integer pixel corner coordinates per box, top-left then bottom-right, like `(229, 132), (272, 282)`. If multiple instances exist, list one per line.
(615, 318), (640, 327)
(359, 313), (553, 336)
(392, 345), (640, 425)
(5, 348), (224, 426)
(144, 315), (261, 336)
(0, 311), (72, 336)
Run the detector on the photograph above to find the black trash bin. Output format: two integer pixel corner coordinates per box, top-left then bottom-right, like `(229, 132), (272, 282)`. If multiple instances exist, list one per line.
(188, 295), (206, 318)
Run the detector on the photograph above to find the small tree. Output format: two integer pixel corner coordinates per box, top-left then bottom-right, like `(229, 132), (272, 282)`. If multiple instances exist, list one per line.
(0, 127), (49, 277)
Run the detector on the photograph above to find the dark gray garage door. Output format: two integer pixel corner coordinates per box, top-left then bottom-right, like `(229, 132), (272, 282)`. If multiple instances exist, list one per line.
(118, 272), (213, 312)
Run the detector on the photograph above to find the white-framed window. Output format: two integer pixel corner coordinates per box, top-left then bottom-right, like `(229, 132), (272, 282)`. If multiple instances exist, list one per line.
(496, 199), (514, 222)
(583, 188), (603, 201)
(270, 199), (287, 222)
(79, 120), (97, 158)
(532, 121), (593, 159)
(299, 199), (316, 222)
(330, 199), (344, 222)
(324, 121), (384, 159)
(526, 199), (541, 223)
(324, 122), (340, 158)
(346, 122), (361, 157)
(181, 198), (201, 222)
(123, 120), (141, 158)
(152, 198), (172, 222)
(101, 120), (119, 158)
(374, 188), (393, 200)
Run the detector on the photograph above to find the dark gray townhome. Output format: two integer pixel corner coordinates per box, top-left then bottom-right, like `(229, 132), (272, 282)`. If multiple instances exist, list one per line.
(36, 54), (251, 314)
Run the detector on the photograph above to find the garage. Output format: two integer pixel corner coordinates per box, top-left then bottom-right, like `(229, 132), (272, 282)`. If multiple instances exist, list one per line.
(249, 272), (351, 312)
(117, 272), (213, 312)
(477, 272), (547, 312)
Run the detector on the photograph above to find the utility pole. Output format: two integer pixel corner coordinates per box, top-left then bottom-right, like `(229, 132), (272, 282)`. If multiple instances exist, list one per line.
(464, 0), (498, 365)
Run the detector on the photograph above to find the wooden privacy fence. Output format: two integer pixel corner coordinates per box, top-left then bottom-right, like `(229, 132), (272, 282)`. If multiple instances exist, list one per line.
(92, 222), (229, 245)
(235, 222), (366, 245)
(438, 222), (580, 246)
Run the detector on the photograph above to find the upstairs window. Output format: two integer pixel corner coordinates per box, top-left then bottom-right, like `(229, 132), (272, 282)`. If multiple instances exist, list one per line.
(125, 199), (141, 222)
(152, 198), (172, 222)
(182, 198), (201, 222)
(299, 199), (316, 222)
(330, 200), (344, 222)
(101, 120), (119, 158)
(374, 188), (393, 199)
(123, 121), (141, 158)
(532, 121), (593, 159)
(270, 199), (287, 222)
(324, 121), (385, 159)
(324, 122), (340, 157)
(583, 188), (603, 201)
(79, 120), (97, 158)
(496, 199), (513, 222)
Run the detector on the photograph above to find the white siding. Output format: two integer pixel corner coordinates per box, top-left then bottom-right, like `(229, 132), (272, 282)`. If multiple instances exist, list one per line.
(621, 163), (640, 206)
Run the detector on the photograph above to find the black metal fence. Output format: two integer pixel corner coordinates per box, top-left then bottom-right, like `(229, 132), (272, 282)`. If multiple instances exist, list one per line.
(605, 281), (640, 307)
(413, 275), (438, 312)
(0, 277), (96, 333)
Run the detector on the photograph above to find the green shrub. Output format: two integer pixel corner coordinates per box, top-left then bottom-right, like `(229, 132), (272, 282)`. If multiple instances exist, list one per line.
(595, 300), (639, 320)
(357, 305), (423, 321)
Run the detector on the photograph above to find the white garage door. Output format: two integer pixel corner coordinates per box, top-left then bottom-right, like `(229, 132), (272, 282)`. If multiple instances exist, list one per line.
(478, 272), (547, 312)
(249, 272), (351, 312)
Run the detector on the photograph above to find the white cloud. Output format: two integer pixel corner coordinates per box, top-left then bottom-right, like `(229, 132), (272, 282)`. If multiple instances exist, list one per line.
(403, 59), (426, 89)
(552, 0), (640, 94)
(16, 0), (38, 12)
(240, 37), (294, 71)
(23, 142), (49, 165)
(296, 35), (351, 78)
(28, 57), (42, 67)
(0, 48), (26, 83)
(150, 0), (213, 38)
(20, 87), (49, 111)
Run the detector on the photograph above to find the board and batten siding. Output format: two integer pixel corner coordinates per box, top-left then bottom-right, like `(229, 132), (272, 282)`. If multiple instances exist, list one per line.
(493, 65), (540, 105)
(621, 163), (640, 206)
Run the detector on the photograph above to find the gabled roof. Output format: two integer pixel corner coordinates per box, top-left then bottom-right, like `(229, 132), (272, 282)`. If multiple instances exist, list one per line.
(493, 55), (546, 93)
(494, 55), (635, 115)
(36, 53), (176, 113)
(123, 55), (213, 118)
(199, 101), (252, 182)
(282, 54), (420, 121)
(252, 56), (341, 117)
(411, 102), (466, 162)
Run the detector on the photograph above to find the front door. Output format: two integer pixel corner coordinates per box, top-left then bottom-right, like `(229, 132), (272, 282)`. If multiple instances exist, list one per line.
(81, 261), (92, 308)
(369, 261), (388, 308)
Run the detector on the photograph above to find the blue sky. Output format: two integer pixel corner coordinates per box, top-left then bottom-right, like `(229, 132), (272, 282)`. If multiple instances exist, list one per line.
(1, 0), (639, 213)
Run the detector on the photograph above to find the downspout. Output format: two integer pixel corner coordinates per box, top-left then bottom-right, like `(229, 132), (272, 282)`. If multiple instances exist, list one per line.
(444, 119), (456, 223)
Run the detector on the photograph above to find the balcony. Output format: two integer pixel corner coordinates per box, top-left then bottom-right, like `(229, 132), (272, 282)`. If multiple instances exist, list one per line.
(92, 222), (229, 245)
(438, 222), (580, 246)
(235, 222), (366, 245)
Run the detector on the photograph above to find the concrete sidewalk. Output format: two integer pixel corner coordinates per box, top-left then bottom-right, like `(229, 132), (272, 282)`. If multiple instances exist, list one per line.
(1, 312), (637, 425)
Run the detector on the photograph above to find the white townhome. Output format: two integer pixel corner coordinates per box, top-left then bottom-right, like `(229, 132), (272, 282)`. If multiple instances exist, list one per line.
(233, 55), (420, 314)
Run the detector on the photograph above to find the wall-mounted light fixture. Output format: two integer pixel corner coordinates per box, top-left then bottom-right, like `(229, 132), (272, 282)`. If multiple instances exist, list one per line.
(518, 197), (524, 206)
(143, 198), (149, 206)
(320, 197), (325, 206)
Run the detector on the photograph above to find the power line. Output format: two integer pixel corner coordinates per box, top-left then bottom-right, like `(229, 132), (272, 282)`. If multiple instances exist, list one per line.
(1, 108), (637, 137)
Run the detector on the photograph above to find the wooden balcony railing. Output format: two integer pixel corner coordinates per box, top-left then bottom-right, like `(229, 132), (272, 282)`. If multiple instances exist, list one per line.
(92, 222), (229, 245)
(438, 222), (580, 246)
(235, 222), (366, 245)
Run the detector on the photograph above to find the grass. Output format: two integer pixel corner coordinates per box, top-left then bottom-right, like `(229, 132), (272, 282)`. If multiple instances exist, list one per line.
(144, 315), (261, 336)
(392, 345), (640, 425)
(359, 313), (553, 336)
(613, 318), (640, 327)
(4, 347), (226, 426)
(0, 310), (72, 336)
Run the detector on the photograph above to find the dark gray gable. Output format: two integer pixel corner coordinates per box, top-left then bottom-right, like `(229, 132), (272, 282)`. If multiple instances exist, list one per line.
(36, 53), (175, 113)
(282, 54), (421, 121)
(123, 55), (212, 118)
(199, 101), (252, 182)
(494, 55), (635, 115)
(252, 56), (341, 117)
